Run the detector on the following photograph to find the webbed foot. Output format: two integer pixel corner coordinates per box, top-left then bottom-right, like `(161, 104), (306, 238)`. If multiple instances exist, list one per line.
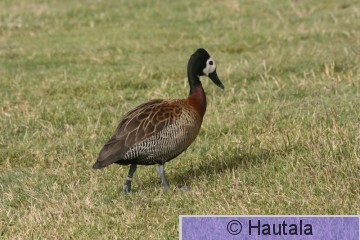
(179, 185), (190, 191)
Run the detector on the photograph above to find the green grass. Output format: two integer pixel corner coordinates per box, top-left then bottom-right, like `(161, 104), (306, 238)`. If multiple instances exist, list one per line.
(1, 0), (359, 238)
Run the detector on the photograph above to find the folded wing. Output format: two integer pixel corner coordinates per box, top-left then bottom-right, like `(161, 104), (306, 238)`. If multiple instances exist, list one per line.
(93, 99), (183, 168)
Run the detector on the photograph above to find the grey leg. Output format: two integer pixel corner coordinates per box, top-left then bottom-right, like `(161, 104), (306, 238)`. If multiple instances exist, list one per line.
(123, 164), (137, 193)
(157, 164), (170, 190)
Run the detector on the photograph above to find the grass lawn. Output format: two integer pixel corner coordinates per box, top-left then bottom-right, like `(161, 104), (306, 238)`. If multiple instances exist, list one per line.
(0, 0), (359, 239)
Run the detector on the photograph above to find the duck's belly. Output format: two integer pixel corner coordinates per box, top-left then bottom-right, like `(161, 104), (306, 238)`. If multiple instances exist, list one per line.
(123, 112), (202, 165)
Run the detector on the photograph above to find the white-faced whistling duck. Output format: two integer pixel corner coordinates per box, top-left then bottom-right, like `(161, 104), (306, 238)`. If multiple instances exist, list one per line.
(92, 48), (224, 193)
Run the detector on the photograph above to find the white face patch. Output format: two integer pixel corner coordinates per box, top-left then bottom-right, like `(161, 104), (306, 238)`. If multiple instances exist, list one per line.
(203, 57), (216, 76)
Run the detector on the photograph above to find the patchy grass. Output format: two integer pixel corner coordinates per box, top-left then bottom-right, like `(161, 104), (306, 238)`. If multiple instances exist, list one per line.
(1, 0), (359, 239)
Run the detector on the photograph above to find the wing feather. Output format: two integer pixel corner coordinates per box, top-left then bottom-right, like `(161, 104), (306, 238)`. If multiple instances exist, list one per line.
(94, 99), (183, 168)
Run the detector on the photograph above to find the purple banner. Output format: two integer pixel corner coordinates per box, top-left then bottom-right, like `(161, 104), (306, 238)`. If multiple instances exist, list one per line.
(180, 216), (359, 240)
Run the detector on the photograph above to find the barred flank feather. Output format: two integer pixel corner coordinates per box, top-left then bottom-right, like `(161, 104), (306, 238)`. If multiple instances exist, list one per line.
(94, 99), (203, 167)
(123, 105), (202, 164)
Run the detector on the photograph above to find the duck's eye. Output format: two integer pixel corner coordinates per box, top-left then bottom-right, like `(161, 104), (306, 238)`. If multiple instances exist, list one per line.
(209, 60), (213, 66)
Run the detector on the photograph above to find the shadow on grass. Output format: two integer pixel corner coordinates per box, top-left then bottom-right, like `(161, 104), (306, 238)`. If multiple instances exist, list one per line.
(171, 149), (281, 187)
(135, 147), (290, 191)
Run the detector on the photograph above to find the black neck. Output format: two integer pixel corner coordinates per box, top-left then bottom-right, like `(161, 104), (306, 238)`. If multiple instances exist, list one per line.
(187, 67), (202, 96)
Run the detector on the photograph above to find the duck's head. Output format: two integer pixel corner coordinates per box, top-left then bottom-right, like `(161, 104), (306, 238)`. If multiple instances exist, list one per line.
(188, 48), (224, 89)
